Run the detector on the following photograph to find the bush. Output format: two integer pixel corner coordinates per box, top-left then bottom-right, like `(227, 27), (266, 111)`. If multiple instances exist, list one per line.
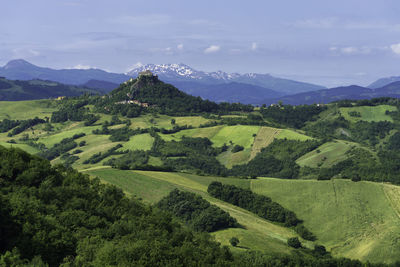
(287, 237), (301, 248)
(232, 145), (244, 153)
(229, 237), (239, 247)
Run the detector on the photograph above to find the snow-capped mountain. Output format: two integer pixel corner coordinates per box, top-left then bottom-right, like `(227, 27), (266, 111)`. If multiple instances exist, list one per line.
(127, 63), (214, 82)
(127, 63), (325, 94)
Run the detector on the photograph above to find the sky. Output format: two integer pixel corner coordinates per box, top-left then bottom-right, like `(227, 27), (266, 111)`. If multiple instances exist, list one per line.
(1, 0), (400, 87)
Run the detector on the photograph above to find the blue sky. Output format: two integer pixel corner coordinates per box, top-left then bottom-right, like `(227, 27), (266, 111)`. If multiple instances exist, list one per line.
(1, 0), (400, 87)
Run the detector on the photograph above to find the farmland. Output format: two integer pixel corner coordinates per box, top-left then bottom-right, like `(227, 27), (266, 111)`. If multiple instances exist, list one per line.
(340, 105), (397, 123)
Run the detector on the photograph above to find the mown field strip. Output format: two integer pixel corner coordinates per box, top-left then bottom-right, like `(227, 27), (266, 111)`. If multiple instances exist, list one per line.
(250, 127), (281, 160)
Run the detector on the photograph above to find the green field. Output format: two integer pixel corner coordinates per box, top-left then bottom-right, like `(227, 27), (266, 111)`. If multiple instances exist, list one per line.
(85, 168), (400, 263)
(86, 169), (309, 254)
(0, 100), (57, 120)
(211, 125), (259, 147)
(276, 129), (313, 141)
(217, 147), (252, 168)
(340, 105), (397, 122)
(160, 125), (260, 148)
(251, 178), (400, 264)
(128, 115), (212, 129)
(120, 133), (154, 151)
(37, 124), (101, 147)
(159, 125), (223, 142)
(250, 127), (281, 160)
(296, 140), (353, 168)
(173, 116), (213, 127)
(0, 141), (39, 154)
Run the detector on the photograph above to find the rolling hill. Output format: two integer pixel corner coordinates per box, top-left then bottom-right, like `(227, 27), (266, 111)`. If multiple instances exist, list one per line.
(1, 79), (400, 265)
(0, 77), (101, 101)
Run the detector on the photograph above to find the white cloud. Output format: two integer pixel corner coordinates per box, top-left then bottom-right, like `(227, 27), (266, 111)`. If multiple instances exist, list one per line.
(204, 45), (220, 54)
(341, 47), (358, 54)
(390, 43), (400, 54)
(177, 44), (184, 50)
(251, 42), (257, 51)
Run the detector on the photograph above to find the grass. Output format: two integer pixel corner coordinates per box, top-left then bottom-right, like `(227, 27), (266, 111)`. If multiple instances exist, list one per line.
(120, 133), (154, 151)
(0, 141), (39, 154)
(86, 169), (307, 254)
(217, 147), (252, 168)
(210, 125), (260, 148)
(0, 100), (57, 120)
(159, 125), (223, 142)
(250, 127), (281, 160)
(160, 125), (260, 148)
(72, 134), (122, 170)
(173, 116), (213, 127)
(340, 105), (397, 123)
(296, 140), (353, 168)
(37, 124), (101, 147)
(276, 129), (313, 141)
(251, 178), (400, 264)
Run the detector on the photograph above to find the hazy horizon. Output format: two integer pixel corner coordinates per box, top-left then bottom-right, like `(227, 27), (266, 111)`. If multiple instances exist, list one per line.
(2, 0), (400, 87)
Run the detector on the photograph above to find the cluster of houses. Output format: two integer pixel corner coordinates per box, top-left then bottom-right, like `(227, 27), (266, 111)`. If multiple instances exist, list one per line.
(115, 100), (150, 107)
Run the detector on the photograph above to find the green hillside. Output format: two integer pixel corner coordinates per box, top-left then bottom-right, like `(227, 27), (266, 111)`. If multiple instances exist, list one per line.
(86, 168), (400, 264)
(0, 99), (57, 120)
(251, 178), (400, 263)
(0, 77), (100, 101)
(2, 84), (400, 265)
(86, 168), (312, 255)
(296, 140), (353, 168)
(340, 105), (397, 122)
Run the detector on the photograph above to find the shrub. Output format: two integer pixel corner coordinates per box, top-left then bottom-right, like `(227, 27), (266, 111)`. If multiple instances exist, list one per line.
(287, 237), (301, 248)
(229, 237), (239, 247)
(232, 145), (244, 153)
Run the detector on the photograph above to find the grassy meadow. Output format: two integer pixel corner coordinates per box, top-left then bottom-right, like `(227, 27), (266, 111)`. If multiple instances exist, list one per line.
(86, 168), (310, 255)
(251, 178), (400, 264)
(0, 100), (57, 120)
(340, 105), (397, 123)
(296, 140), (353, 168)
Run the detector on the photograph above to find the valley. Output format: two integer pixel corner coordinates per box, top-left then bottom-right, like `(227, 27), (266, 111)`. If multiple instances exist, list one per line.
(1, 75), (400, 265)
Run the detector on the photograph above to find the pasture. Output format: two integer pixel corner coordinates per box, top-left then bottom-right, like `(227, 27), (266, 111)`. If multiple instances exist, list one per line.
(86, 169), (310, 254)
(296, 140), (353, 168)
(251, 178), (400, 264)
(340, 105), (397, 123)
(0, 100), (57, 120)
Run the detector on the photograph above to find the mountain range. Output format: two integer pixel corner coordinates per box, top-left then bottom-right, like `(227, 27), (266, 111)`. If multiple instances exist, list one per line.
(0, 60), (324, 103)
(126, 63), (325, 95)
(2, 59), (400, 105)
(262, 82), (400, 105)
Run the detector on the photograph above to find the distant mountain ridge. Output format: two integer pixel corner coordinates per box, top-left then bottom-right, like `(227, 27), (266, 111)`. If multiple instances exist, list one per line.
(171, 81), (284, 104)
(261, 81), (400, 105)
(368, 76), (400, 89)
(0, 59), (325, 103)
(127, 63), (326, 94)
(0, 59), (130, 85)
